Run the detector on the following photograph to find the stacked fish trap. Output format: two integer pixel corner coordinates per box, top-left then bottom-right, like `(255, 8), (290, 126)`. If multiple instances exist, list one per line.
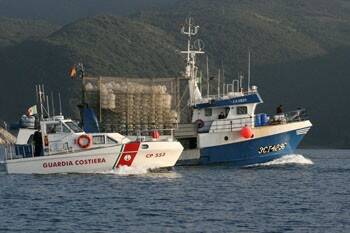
(83, 77), (180, 134)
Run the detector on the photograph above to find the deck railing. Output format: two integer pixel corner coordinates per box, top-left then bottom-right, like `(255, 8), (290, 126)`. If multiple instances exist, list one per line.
(207, 117), (254, 133)
(115, 128), (177, 142)
(0, 144), (34, 161)
(197, 109), (309, 133)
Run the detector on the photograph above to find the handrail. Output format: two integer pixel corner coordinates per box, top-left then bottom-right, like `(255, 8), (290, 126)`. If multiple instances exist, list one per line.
(197, 109), (309, 133)
(119, 128), (177, 142)
(95, 109), (308, 136)
(1, 144), (34, 161)
(209, 119), (254, 133)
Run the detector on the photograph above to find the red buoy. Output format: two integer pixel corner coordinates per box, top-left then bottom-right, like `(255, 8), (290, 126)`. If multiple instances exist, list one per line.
(240, 126), (254, 139)
(150, 130), (160, 140)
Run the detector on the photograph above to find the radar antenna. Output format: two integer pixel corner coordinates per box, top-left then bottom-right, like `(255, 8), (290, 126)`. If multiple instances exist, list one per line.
(180, 17), (205, 105)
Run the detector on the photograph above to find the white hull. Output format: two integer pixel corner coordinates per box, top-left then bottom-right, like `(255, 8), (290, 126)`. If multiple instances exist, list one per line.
(5, 141), (183, 174)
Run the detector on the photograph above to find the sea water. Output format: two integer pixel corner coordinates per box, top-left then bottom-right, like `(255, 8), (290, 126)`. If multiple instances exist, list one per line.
(0, 149), (349, 233)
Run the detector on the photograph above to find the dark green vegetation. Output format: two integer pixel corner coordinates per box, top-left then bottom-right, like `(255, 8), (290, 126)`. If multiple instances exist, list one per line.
(0, 17), (58, 47)
(0, 0), (349, 147)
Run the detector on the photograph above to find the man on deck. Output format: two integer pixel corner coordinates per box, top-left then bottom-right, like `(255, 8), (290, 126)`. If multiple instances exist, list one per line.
(276, 105), (283, 114)
(33, 130), (43, 157)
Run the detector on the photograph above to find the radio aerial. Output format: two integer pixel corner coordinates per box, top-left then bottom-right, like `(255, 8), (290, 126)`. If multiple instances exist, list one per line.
(194, 39), (205, 51)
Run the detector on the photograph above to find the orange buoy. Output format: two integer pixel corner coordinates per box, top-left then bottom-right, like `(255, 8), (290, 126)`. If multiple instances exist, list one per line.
(150, 130), (160, 140)
(240, 126), (254, 139)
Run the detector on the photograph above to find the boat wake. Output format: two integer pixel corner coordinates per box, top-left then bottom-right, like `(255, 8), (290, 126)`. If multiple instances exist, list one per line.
(247, 154), (313, 168)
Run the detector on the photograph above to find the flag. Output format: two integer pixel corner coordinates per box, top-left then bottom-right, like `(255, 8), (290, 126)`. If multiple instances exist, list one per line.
(69, 65), (77, 79)
(27, 105), (38, 116)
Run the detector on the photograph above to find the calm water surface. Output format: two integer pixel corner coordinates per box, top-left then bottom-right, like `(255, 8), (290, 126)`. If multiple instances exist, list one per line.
(0, 149), (350, 233)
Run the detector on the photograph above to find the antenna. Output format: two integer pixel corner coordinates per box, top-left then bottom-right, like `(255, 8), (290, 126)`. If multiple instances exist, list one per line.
(222, 59), (225, 96)
(51, 92), (55, 116)
(46, 95), (50, 118)
(239, 72), (243, 92)
(248, 49), (251, 92)
(206, 55), (209, 97)
(218, 69), (221, 97)
(180, 17), (205, 105)
(35, 85), (39, 111)
(199, 71), (203, 94)
(58, 92), (62, 116)
(38, 85), (44, 120)
(181, 17), (198, 66)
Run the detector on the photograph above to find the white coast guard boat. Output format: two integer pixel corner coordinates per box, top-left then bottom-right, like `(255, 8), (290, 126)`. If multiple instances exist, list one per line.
(2, 116), (183, 174)
(1, 87), (183, 174)
(176, 18), (312, 166)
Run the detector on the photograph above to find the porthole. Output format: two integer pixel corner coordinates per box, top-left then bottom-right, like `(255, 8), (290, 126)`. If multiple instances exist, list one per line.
(224, 136), (229, 141)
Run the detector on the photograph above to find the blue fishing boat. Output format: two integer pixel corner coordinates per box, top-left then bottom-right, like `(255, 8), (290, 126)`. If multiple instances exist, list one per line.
(176, 18), (312, 166)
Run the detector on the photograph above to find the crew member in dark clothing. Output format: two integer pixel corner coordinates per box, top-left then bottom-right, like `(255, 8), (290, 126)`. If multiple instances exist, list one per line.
(276, 105), (283, 114)
(33, 130), (43, 157)
(218, 112), (225, 119)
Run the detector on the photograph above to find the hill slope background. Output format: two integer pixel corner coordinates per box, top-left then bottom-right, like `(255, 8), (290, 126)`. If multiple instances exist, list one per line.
(0, 15), (182, 125)
(0, 17), (58, 47)
(0, 0), (349, 147)
(0, 0), (174, 24)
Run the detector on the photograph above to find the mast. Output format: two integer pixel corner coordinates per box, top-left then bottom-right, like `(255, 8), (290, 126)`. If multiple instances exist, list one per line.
(218, 69), (220, 97)
(38, 85), (44, 120)
(58, 92), (62, 116)
(248, 49), (251, 92)
(51, 92), (55, 116)
(206, 55), (209, 98)
(46, 95), (50, 118)
(181, 17), (204, 105)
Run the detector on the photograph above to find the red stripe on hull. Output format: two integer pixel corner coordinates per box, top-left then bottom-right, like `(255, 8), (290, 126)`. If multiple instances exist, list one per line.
(115, 142), (140, 168)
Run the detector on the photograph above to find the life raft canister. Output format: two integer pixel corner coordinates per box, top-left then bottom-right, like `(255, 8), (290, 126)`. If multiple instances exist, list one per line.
(77, 134), (93, 149)
(240, 126), (254, 139)
(150, 130), (160, 140)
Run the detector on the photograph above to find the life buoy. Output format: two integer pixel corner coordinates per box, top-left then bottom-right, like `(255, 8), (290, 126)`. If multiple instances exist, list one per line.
(195, 119), (205, 129)
(77, 134), (92, 149)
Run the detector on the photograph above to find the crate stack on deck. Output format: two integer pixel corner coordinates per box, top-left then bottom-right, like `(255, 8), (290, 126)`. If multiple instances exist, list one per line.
(83, 77), (179, 134)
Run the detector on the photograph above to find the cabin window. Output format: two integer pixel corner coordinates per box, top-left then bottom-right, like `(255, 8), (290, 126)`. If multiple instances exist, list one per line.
(106, 136), (118, 144)
(237, 106), (248, 115)
(93, 135), (105, 144)
(225, 107), (230, 116)
(66, 121), (83, 133)
(205, 108), (212, 117)
(62, 124), (71, 133)
(46, 123), (61, 134)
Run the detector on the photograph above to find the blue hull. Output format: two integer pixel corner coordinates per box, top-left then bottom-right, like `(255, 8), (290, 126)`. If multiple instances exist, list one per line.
(199, 129), (306, 166)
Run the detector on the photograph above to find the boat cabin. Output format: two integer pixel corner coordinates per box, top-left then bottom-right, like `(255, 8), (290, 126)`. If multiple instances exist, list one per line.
(191, 87), (263, 133)
(12, 116), (127, 159)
